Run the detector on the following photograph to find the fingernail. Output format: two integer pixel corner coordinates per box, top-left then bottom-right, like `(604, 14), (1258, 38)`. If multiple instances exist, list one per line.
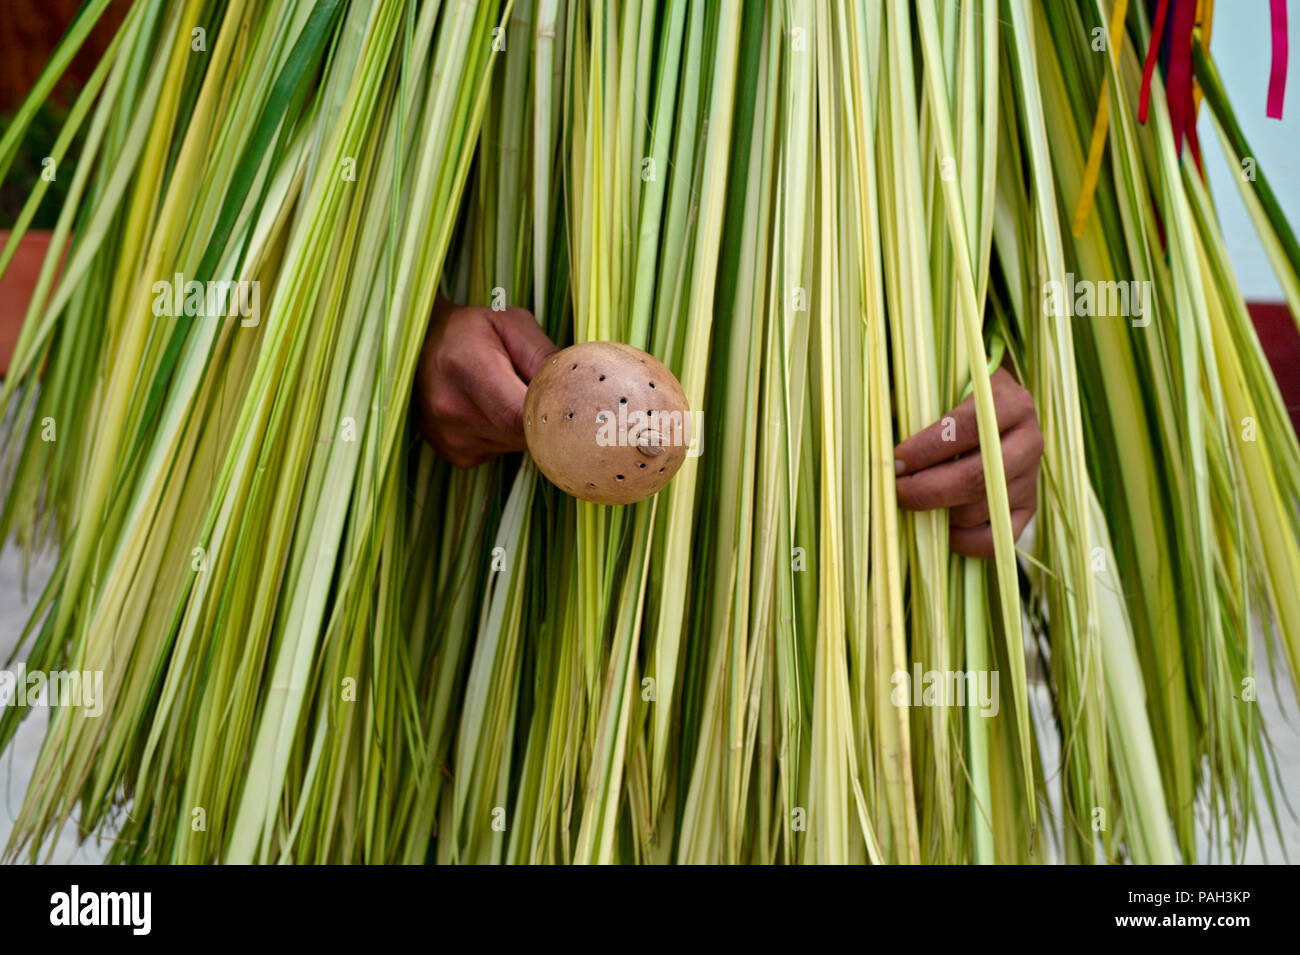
(894, 459), (905, 476)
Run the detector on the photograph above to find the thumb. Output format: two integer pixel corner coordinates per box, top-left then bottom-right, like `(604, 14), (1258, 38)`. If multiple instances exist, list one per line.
(489, 306), (559, 382)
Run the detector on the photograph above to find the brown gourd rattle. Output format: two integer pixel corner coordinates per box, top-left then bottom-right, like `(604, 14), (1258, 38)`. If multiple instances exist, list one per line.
(523, 342), (691, 505)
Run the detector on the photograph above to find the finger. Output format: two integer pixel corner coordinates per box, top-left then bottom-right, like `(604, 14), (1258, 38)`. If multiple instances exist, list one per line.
(896, 421), (1044, 511)
(949, 470), (1038, 528)
(949, 507), (1034, 559)
(419, 376), (475, 448)
(489, 307), (559, 382)
(450, 431), (521, 456)
(474, 436), (523, 456)
(431, 433), (490, 470)
(894, 395), (980, 476)
(433, 428), (514, 468)
(444, 451), (492, 470)
(893, 368), (1033, 475)
(465, 345), (530, 448)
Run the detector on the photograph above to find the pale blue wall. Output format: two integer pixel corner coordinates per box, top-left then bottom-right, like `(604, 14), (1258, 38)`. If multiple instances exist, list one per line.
(1198, 2), (1300, 301)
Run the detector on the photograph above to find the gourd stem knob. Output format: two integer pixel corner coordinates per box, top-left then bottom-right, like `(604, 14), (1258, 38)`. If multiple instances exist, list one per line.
(636, 433), (664, 457)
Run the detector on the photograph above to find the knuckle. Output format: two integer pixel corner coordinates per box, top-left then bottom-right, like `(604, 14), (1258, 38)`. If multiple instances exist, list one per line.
(434, 349), (467, 383)
(441, 306), (476, 335)
(445, 346), (478, 378)
(428, 389), (459, 424)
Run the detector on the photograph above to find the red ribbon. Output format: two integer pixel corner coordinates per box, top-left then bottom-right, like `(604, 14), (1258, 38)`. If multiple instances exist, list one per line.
(1268, 0), (1289, 119)
(1139, 0), (1171, 125)
(1138, 0), (1202, 169)
(1166, 0), (1200, 165)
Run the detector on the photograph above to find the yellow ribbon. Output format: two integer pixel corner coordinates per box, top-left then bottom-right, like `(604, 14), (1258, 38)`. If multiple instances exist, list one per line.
(1072, 0), (1130, 237)
(1192, 0), (1215, 121)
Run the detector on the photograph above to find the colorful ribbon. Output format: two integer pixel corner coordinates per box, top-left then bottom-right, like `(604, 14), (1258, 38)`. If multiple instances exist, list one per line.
(1191, 0), (1215, 120)
(1268, 0), (1289, 119)
(1137, 0), (1216, 170)
(1073, 0), (1131, 236)
(1138, 0), (1172, 125)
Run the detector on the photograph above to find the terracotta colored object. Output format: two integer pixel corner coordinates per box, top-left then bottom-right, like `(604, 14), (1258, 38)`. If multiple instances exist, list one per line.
(0, 1), (128, 113)
(1248, 302), (1300, 438)
(0, 230), (67, 377)
(523, 341), (691, 505)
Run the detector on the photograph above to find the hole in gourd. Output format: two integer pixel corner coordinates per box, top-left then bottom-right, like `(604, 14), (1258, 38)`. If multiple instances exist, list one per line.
(616, 474), (625, 481)
(571, 363), (578, 370)
(649, 382), (656, 389)
(638, 462), (646, 469)
(598, 375), (606, 381)
(588, 482), (596, 488)
(620, 397), (627, 405)
(658, 467), (665, 473)
(542, 415), (548, 423)
(567, 412), (574, 420)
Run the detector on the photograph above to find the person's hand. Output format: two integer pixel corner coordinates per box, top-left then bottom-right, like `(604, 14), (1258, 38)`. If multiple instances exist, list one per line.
(414, 295), (558, 468)
(893, 367), (1043, 559)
